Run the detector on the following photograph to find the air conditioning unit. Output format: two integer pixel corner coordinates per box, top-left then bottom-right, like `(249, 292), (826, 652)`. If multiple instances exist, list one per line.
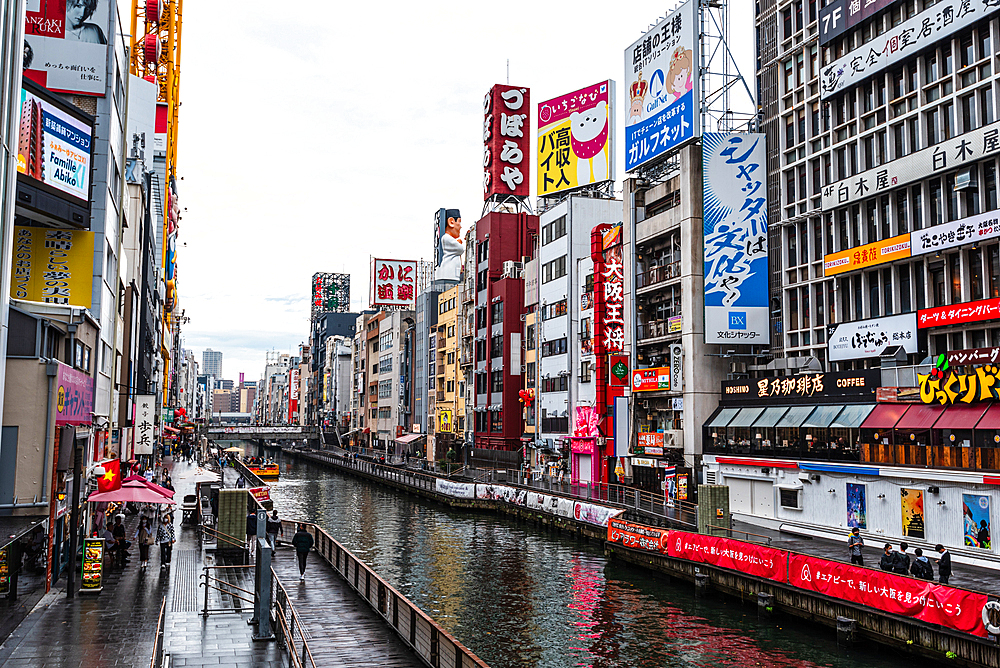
(665, 430), (684, 448)
(502, 260), (523, 279)
(730, 361), (747, 374)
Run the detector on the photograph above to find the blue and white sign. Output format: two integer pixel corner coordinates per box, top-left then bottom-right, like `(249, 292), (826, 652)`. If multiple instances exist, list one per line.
(703, 133), (769, 345)
(623, 0), (699, 171)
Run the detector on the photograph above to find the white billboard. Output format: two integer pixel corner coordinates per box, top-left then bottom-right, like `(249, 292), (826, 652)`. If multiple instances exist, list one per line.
(703, 133), (769, 344)
(134, 394), (156, 456)
(821, 0), (998, 100)
(24, 0), (110, 96)
(828, 313), (918, 362)
(370, 258), (417, 308)
(911, 210), (1000, 256)
(624, 0), (699, 171)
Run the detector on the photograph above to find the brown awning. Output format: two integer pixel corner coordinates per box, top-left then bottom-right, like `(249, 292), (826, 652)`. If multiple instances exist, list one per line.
(860, 403), (910, 429)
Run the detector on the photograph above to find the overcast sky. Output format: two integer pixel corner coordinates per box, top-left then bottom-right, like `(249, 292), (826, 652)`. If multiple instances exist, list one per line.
(178, 0), (755, 382)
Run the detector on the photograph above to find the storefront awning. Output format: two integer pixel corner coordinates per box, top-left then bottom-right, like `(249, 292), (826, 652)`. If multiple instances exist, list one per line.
(860, 403), (910, 429)
(933, 404), (989, 430)
(752, 406), (790, 429)
(894, 404), (945, 430)
(830, 404), (875, 429)
(706, 407), (740, 428)
(976, 404), (1000, 430)
(728, 407), (765, 428)
(801, 405), (846, 429)
(396, 433), (425, 445)
(775, 405), (814, 428)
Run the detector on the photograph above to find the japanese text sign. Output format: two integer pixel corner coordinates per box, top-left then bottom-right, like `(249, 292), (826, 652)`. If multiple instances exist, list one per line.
(918, 297), (1000, 329)
(819, 0), (896, 46)
(55, 361), (93, 426)
(607, 517), (670, 554)
(823, 118), (1000, 209)
(624, 0), (699, 171)
(828, 313), (917, 362)
(311, 272), (349, 318)
(668, 531), (788, 582)
(720, 369), (881, 405)
(249, 486), (271, 503)
(703, 133), (769, 344)
(24, 0), (110, 96)
(823, 233), (911, 276)
(789, 553), (988, 637)
(919, 366), (1000, 405)
(597, 229), (625, 354)
(11, 226), (94, 306)
(947, 347), (1000, 367)
(911, 211), (1000, 256)
(632, 367), (670, 392)
(537, 81), (615, 196)
(821, 0), (997, 100)
(134, 394), (155, 455)
(635, 433), (664, 456)
(484, 84), (530, 200)
(369, 258), (417, 308)
(17, 87), (93, 202)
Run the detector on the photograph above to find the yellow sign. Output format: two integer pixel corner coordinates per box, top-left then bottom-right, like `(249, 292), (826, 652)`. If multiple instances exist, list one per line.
(438, 410), (453, 432)
(823, 233), (911, 276)
(919, 366), (1000, 405)
(10, 226), (94, 307)
(537, 81), (614, 197)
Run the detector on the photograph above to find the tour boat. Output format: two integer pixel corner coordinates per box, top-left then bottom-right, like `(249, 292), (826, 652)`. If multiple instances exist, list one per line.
(248, 463), (280, 479)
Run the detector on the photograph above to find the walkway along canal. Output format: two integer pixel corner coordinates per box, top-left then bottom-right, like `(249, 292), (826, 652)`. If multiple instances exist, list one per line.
(260, 447), (967, 668)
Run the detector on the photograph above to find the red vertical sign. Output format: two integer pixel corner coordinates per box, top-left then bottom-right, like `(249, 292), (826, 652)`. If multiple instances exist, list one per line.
(484, 85), (531, 200)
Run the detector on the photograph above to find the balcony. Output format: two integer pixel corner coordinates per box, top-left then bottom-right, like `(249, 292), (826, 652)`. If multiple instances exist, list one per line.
(636, 262), (680, 292)
(636, 317), (681, 343)
(436, 391), (446, 401)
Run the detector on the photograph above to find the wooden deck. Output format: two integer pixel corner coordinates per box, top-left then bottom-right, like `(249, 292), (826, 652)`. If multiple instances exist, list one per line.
(271, 545), (422, 667)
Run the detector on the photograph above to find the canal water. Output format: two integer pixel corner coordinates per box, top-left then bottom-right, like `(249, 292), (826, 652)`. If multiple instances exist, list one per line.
(264, 452), (932, 668)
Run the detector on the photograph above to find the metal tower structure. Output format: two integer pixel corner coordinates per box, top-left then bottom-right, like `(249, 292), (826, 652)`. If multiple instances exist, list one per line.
(699, 0), (756, 135)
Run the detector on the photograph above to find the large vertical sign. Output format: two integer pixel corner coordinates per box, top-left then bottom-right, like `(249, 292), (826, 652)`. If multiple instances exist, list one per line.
(54, 361), (93, 425)
(624, 0), (699, 171)
(24, 0), (110, 96)
(288, 368), (300, 423)
(537, 81), (615, 196)
(370, 258), (417, 308)
(11, 226), (94, 306)
(597, 225), (625, 355)
(484, 84), (530, 200)
(703, 133), (769, 344)
(134, 394), (155, 455)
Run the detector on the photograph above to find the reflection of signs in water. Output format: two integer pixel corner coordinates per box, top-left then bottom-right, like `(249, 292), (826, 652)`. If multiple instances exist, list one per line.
(800, 563), (812, 582)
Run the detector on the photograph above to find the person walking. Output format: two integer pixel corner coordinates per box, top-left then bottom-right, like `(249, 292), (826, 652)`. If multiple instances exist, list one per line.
(291, 524), (314, 582)
(935, 544), (952, 584)
(847, 527), (864, 566)
(246, 510), (258, 552)
(266, 510), (283, 551)
(134, 517), (154, 569)
(879, 543), (895, 571)
(892, 542), (910, 575)
(156, 514), (175, 569)
(111, 514), (131, 568)
(910, 548), (933, 580)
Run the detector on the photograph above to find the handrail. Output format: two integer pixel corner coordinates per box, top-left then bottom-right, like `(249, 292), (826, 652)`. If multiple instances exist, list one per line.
(705, 523), (773, 545)
(200, 565), (255, 616)
(271, 568), (317, 668)
(199, 524), (245, 550)
(149, 595), (166, 668)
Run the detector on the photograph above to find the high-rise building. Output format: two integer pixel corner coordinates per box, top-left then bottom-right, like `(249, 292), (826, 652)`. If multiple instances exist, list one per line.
(202, 348), (223, 378)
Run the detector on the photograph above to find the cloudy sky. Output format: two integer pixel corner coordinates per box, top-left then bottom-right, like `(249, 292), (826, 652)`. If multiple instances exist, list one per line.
(178, 0), (755, 382)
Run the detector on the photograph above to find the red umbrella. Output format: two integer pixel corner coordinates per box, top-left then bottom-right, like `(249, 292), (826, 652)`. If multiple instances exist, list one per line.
(87, 480), (176, 505)
(123, 475), (175, 499)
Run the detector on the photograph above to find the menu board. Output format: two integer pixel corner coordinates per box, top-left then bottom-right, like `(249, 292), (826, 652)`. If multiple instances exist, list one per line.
(0, 547), (9, 595)
(81, 537), (104, 592)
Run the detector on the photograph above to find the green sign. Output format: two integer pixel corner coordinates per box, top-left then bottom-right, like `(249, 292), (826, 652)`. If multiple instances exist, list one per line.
(611, 361), (628, 380)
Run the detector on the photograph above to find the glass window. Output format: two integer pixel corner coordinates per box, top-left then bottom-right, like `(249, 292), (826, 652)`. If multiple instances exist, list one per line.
(991, 246), (1000, 298)
(986, 162), (998, 212)
(896, 189), (909, 234)
(929, 179), (943, 226)
(970, 248), (984, 301)
(912, 185), (923, 231)
(883, 267), (894, 316)
(789, 289), (799, 331)
(869, 271), (880, 318)
(899, 264), (912, 313)
(915, 263), (926, 310)
(931, 265), (946, 307)
(950, 254), (962, 304)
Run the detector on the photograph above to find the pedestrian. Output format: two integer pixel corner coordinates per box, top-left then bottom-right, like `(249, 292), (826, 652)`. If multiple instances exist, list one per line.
(111, 514), (131, 568)
(847, 527), (864, 566)
(156, 514), (175, 569)
(935, 544), (952, 584)
(892, 542), (910, 575)
(910, 547), (933, 580)
(879, 543), (895, 571)
(236, 477), (246, 489)
(134, 517), (154, 569)
(266, 510), (283, 551)
(163, 477), (175, 493)
(291, 524), (314, 582)
(246, 510), (258, 551)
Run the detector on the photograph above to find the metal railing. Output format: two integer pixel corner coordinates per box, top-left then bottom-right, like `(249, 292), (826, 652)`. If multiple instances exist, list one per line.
(200, 565), (255, 616)
(705, 523), (773, 545)
(635, 261), (681, 289)
(271, 570), (317, 668)
(199, 524), (246, 551)
(149, 595), (166, 668)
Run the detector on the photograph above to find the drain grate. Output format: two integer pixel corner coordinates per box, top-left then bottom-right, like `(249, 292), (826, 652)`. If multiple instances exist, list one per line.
(170, 548), (200, 612)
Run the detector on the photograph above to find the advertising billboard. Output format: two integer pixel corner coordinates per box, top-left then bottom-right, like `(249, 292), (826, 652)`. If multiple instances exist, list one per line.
(10, 225), (93, 306)
(821, 0), (998, 100)
(433, 208), (464, 283)
(632, 367), (670, 392)
(484, 84), (530, 200)
(134, 394), (155, 455)
(370, 258), (417, 308)
(818, 0), (896, 46)
(596, 225), (624, 355)
(918, 297), (1000, 329)
(911, 211), (1000, 256)
(624, 0), (699, 172)
(17, 87), (93, 203)
(703, 133), (769, 344)
(310, 272), (350, 319)
(537, 80), (615, 196)
(827, 313), (918, 361)
(24, 0), (110, 96)
(823, 233), (911, 276)
(55, 361), (93, 425)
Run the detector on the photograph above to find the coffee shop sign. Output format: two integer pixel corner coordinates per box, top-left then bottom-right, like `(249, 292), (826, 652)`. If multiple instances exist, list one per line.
(756, 374), (825, 399)
(919, 365), (1000, 406)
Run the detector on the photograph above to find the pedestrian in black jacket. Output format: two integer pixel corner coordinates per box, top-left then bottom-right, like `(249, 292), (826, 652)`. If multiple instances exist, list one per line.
(910, 548), (934, 580)
(879, 543), (895, 571)
(892, 542), (910, 575)
(935, 544), (952, 584)
(291, 524), (314, 582)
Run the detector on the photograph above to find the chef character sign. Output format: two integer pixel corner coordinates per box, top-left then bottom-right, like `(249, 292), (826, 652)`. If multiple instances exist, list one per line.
(435, 208), (464, 282)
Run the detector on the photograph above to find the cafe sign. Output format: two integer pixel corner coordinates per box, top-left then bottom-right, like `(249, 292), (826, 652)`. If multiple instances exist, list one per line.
(721, 369), (881, 405)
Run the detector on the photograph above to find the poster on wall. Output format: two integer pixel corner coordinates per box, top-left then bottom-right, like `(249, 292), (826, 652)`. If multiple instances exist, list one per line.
(24, 0), (111, 96)
(846, 483), (867, 529)
(11, 226), (94, 307)
(827, 313), (918, 361)
(17, 87), (94, 202)
(703, 133), (769, 344)
(963, 494), (991, 549)
(537, 81), (615, 196)
(901, 488), (925, 539)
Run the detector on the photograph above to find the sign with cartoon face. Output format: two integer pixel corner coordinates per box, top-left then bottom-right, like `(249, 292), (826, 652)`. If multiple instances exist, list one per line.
(537, 81), (615, 196)
(623, 0), (699, 171)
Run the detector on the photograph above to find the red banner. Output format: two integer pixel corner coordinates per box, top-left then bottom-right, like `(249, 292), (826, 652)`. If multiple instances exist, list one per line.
(607, 518), (670, 554)
(249, 486), (271, 503)
(788, 554), (988, 637)
(667, 531), (787, 582)
(918, 296), (1000, 329)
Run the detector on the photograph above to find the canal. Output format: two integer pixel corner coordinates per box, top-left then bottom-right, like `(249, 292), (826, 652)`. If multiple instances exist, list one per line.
(264, 452), (932, 668)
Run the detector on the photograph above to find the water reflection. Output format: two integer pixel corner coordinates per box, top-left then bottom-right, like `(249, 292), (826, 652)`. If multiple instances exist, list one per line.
(266, 454), (929, 668)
